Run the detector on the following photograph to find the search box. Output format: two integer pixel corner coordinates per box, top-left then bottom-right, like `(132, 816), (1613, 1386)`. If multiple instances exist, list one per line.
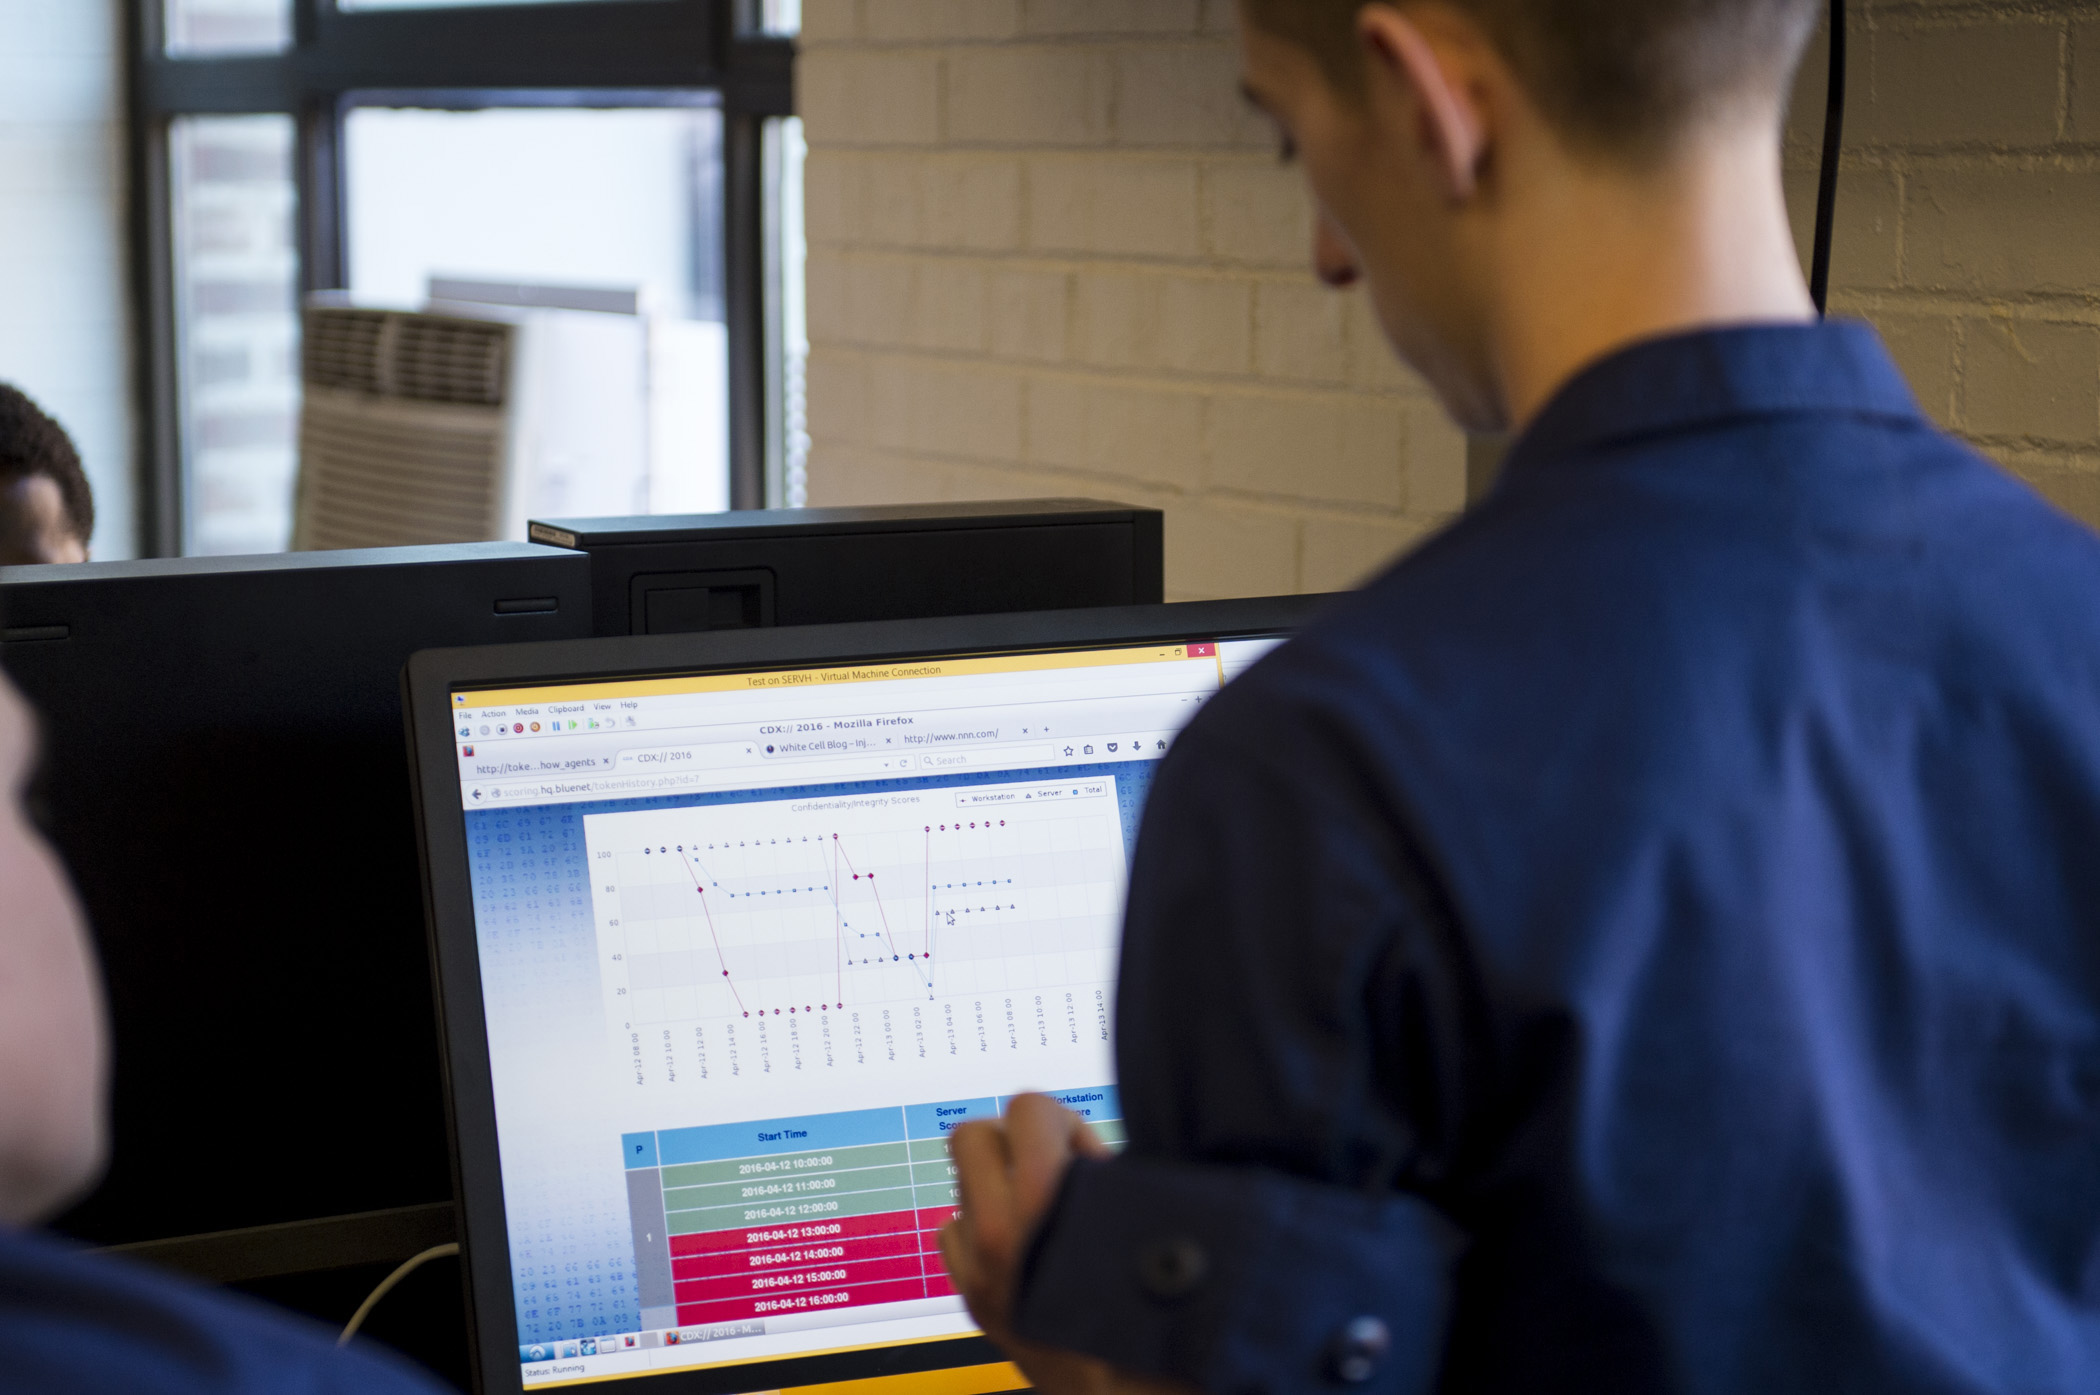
(916, 745), (1057, 771)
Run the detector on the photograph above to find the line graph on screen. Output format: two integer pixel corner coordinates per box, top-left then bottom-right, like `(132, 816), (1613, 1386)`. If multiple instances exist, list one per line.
(584, 779), (1128, 1095)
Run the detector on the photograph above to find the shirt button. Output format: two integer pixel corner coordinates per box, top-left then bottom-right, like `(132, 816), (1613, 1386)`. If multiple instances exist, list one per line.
(1324, 1315), (1391, 1384)
(1133, 1235), (1209, 1300)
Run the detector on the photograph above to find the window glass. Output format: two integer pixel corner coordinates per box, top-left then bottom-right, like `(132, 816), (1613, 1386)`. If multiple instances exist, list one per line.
(344, 105), (730, 514)
(165, 0), (292, 55)
(171, 115), (302, 556)
(764, 116), (808, 508)
(760, 0), (801, 34)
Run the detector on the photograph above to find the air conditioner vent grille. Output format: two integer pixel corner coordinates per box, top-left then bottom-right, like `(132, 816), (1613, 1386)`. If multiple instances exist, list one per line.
(294, 391), (504, 551)
(393, 318), (510, 406)
(300, 306), (510, 406)
(302, 308), (388, 395)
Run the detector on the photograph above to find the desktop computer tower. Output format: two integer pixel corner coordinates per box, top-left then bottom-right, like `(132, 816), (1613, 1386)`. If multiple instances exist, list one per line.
(0, 544), (592, 1246)
(528, 499), (1165, 637)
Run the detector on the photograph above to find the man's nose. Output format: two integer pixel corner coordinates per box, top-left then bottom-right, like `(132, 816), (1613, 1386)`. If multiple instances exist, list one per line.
(1314, 213), (1360, 289)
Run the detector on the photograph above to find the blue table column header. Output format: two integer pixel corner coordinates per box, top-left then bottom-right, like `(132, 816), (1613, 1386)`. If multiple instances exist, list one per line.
(1014, 1086), (1121, 1122)
(658, 1105), (906, 1165)
(905, 1097), (1000, 1138)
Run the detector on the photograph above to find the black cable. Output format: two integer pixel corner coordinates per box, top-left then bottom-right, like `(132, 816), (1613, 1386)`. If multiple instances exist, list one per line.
(1810, 0), (1848, 316)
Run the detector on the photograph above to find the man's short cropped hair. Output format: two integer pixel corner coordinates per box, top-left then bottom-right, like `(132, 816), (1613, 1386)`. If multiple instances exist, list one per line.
(1243, 0), (1821, 156)
(0, 385), (93, 548)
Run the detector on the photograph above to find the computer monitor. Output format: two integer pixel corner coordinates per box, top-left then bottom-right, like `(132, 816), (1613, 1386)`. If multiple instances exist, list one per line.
(527, 500), (1164, 637)
(0, 543), (593, 1246)
(404, 595), (1328, 1394)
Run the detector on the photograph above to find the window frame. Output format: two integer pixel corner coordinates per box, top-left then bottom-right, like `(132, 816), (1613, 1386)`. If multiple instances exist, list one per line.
(126, 0), (796, 556)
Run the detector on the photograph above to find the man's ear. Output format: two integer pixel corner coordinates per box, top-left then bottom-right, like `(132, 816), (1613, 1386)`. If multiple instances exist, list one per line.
(1358, 4), (1489, 202)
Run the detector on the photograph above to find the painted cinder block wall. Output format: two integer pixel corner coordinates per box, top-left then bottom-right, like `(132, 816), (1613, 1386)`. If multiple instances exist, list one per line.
(800, 0), (2100, 599)
(1785, 1), (2100, 526)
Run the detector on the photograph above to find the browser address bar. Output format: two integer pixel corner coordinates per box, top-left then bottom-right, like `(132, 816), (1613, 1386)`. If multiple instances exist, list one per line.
(476, 752), (917, 802)
(468, 743), (1065, 805)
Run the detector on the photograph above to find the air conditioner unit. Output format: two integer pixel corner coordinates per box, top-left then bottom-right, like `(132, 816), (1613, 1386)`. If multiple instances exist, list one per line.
(293, 287), (727, 551)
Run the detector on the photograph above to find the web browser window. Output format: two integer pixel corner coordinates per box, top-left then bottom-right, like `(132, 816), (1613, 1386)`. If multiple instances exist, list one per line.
(451, 636), (1283, 1388)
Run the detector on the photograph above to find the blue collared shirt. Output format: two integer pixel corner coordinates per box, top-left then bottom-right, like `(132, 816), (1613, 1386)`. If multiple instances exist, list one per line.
(0, 1225), (452, 1393)
(1015, 324), (2100, 1394)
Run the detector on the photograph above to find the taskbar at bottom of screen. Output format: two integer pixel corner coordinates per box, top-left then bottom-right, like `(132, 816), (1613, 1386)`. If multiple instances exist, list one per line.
(520, 1295), (976, 1388)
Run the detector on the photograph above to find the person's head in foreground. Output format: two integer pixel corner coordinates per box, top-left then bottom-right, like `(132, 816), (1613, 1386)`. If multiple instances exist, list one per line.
(0, 683), (105, 1228)
(0, 683), (462, 1390)
(0, 384), (94, 566)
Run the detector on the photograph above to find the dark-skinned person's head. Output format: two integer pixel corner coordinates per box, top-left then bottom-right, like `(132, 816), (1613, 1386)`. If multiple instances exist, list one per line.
(0, 385), (94, 565)
(1235, 0), (1822, 432)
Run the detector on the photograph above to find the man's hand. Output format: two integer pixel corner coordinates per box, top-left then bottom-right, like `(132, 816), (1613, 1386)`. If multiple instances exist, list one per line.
(941, 1093), (1106, 1343)
(939, 1095), (1198, 1395)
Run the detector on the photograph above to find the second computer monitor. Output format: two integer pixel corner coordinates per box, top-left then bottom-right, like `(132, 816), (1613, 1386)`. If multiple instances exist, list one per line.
(0, 543), (593, 1245)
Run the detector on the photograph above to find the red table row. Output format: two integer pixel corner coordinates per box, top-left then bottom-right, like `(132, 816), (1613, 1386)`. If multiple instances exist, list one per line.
(674, 1225), (922, 1283)
(672, 1204), (965, 1325)
(677, 1251), (925, 1307)
(679, 1274), (934, 1325)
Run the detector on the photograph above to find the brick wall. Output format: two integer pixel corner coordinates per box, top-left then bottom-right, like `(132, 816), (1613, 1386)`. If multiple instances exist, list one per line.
(801, 0), (2100, 601)
(1786, 1), (2100, 528)
(797, 0), (1468, 600)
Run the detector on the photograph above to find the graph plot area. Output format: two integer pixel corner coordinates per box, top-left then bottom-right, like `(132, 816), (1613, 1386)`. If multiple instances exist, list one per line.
(585, 779), (1128, 1097)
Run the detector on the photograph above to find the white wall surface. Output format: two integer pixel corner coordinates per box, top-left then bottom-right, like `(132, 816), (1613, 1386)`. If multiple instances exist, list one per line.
(0, 0), (134, 558)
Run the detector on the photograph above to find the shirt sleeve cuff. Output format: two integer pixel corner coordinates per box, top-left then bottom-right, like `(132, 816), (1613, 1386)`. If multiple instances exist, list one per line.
(1012, 1154), (1464, 1394)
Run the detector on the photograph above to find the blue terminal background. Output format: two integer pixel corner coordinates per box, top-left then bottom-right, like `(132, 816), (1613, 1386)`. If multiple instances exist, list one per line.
(465, 759), (1160, 1345)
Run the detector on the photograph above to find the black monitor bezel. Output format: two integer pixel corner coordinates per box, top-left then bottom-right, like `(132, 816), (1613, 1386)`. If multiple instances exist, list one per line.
(404, 594), (1331, 1394)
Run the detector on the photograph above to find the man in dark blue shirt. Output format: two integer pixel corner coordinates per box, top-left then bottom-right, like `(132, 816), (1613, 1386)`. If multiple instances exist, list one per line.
(0, 679), (447, 1388)
(942, 3), (2100, 1393)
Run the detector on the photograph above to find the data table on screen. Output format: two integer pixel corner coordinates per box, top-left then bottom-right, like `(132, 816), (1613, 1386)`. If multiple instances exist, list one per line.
(623, 1090), (1123, 1330)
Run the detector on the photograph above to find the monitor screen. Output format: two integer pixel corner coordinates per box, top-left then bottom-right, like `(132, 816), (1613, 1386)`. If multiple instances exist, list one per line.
(446, 633), (1286, 1388)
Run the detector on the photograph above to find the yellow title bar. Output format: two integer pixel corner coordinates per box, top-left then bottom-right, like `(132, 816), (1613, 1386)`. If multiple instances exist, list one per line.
(455, 643), (1200, 711)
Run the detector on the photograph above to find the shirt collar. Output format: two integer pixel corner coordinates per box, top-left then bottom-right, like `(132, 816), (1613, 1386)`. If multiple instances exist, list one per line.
(1500, 320), (1924, 484)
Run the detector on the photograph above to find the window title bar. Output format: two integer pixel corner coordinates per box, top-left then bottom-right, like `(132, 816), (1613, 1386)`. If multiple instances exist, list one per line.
(453, 642), (1219, 711)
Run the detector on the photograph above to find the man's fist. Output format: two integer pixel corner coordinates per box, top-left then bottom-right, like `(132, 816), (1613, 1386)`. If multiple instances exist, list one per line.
(939, 1095), (1197, 1395)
